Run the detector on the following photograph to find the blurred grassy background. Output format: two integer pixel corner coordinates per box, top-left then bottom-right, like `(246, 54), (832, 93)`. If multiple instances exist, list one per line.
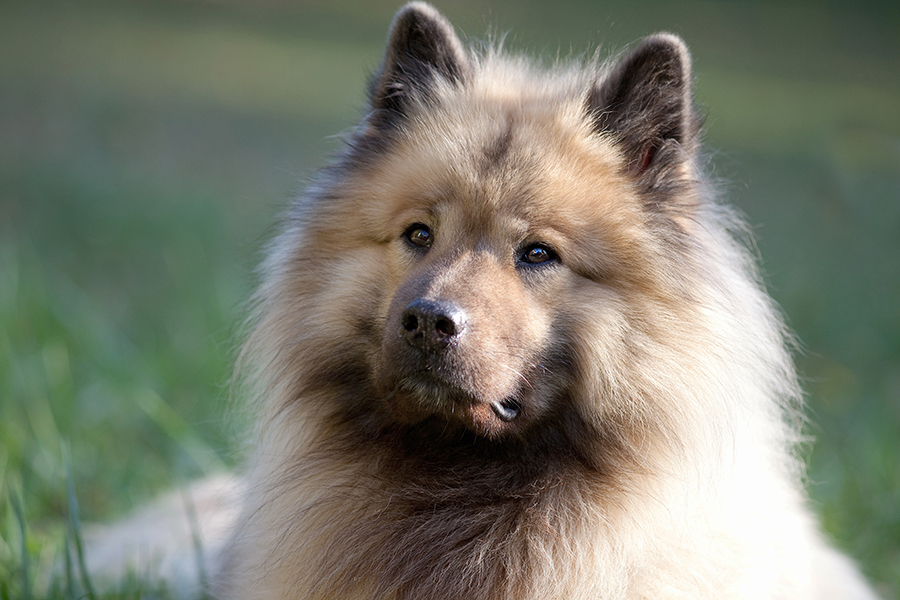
(1, 0), (897, 596)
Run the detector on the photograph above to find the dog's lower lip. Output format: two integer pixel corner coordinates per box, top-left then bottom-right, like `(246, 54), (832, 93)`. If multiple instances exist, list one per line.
(491, 399), (521, 422)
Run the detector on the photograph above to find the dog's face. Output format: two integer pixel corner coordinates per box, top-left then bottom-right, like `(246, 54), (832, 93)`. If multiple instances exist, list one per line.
(363, 98), (647, 439)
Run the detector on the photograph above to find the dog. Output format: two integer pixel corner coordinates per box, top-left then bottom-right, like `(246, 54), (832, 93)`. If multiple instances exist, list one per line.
(208, 3), (879, 598)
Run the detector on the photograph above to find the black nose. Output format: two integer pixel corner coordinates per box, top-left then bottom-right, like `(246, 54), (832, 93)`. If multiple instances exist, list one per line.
(400, 299), (467, 349)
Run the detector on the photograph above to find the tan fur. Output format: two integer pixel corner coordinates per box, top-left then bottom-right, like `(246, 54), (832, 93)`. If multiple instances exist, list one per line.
(216, 5), (878, 599)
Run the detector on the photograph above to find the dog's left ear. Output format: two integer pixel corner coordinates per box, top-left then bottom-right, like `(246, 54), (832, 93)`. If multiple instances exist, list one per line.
(587, 34), (698, 178)
(368, 2), (470, 131)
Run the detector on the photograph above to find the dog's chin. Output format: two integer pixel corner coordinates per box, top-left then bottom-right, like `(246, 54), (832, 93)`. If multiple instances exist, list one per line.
(383, 373), (525, 439)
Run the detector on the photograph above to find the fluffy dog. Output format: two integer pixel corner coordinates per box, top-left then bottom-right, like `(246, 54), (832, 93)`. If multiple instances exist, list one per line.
(215, 4), (878, 598)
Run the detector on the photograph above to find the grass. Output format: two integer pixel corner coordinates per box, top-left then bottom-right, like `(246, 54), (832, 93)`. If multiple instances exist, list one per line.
(1, 0), (898, 597)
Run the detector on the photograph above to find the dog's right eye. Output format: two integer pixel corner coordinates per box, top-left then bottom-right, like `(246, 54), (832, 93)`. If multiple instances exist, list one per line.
(403, 224), (433, 249)
(518, 243), (559, 266)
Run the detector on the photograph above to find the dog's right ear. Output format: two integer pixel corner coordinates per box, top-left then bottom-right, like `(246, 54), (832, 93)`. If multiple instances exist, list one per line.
(368, 2), (470, 130)
(587, 34), (698, 178)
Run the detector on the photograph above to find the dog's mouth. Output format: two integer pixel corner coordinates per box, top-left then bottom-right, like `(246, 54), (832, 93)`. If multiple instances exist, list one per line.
(386, 371), (527, 435)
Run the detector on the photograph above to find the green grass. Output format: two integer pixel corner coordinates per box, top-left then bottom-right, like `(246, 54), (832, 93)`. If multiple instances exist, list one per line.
(1, 0), (898, 597)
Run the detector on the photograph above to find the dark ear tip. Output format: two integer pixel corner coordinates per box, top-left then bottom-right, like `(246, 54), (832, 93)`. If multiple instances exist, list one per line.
(628, 32), (692, 80)
(638, 33), (691, 57)
(389, 2), (438, 39)
(393, 2), (446, 24)
(387, 2), (465, 55)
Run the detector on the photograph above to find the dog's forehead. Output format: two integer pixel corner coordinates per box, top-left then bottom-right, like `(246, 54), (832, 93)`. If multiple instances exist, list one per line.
(411, 90), (601, 171)
(374, 92), (629, 223)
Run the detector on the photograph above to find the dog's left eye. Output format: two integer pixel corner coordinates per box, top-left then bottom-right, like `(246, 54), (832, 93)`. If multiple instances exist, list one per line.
(519, 243), (558, 266)
(403, 224), (433, 249)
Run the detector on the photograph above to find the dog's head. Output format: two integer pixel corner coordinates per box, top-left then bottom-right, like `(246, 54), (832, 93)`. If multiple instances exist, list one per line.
(263, 4), (703, 447)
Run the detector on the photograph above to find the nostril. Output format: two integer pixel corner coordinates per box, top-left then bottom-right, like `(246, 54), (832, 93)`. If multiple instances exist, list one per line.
(434, 317), (455, 338)
(402, 313), (419, 332)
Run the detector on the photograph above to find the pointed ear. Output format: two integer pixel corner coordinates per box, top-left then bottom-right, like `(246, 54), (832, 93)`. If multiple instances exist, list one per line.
(368, 2), (470, 130)
(587, 34), (698, 178)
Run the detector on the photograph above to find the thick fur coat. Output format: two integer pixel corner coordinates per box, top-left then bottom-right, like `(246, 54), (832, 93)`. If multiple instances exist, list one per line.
(215, 4), (878, 599)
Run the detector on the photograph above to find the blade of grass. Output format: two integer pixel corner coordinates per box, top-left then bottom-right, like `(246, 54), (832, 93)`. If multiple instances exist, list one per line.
(9, 487), (31, 600)
(63, 525), (77, 600)
(63, 445), (96, 600)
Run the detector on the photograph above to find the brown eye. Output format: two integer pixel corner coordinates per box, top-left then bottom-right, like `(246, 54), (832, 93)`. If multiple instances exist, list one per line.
(404, 224), (433, 249)
(519, 243), (558, 266)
